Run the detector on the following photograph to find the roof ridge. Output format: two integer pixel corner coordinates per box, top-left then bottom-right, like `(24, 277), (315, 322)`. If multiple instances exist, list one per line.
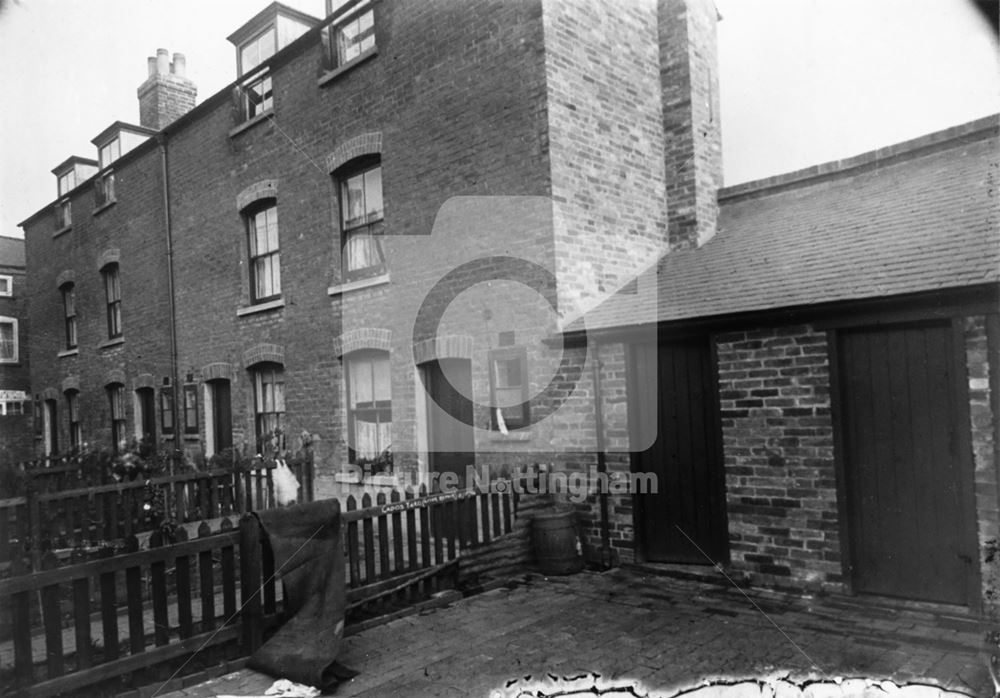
(719, 114), (999, 203)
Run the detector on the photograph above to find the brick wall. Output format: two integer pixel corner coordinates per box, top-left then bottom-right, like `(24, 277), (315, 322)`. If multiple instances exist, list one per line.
(22, 136), (173, 457)
(715, 325), (842, 591)
(0, 259), (31, 462)
(164, 0), (555, 477)
(965, 315), (1000, 618)
(542, 0), (670, 314)
(659, 0), (723, 250)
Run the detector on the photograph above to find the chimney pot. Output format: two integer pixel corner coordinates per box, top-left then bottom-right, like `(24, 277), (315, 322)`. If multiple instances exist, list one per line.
(156, 48), (170, 75)
(138, 47), (197, 130)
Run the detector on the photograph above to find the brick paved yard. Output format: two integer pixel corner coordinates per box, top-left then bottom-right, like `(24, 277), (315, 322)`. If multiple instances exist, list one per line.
(157, 568), (991, 697)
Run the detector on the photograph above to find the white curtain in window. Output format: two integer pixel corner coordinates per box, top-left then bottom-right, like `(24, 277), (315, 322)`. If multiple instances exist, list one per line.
(0, 323), (13, 360)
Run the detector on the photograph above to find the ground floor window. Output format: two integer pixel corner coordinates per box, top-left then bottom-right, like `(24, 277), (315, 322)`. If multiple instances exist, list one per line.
(253, 364), (285, 454)
(107, 383), (125, 452)
(66, 390), (81, 451)
(346, 350), (392, 473)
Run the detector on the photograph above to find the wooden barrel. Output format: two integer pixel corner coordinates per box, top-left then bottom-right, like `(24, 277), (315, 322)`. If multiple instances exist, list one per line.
(531, 508), (584, 575)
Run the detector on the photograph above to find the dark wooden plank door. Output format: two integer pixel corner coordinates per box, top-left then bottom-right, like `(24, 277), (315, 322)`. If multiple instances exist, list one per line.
(631, 338), (728, 564)
(138, 388), (156, 446)
(424, 359), (474, 489)
(210, 380), (233, 453)
(838, 322), (976, 605)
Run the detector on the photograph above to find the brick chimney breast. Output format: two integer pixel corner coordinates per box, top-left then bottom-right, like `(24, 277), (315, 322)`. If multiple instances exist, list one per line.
(137, 49), (197, 131)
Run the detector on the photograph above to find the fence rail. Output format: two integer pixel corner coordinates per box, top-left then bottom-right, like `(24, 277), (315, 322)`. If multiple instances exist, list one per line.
(0, 459), (315, 569)
(0, 483), (520, 697)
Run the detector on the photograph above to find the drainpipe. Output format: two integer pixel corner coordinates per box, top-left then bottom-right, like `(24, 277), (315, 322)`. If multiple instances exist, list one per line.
(590, 343), (613, 569)
(158, 134), (180, 476)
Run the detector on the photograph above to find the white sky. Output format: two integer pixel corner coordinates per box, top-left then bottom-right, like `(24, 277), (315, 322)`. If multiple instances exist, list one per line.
(0, 0), (997, 240)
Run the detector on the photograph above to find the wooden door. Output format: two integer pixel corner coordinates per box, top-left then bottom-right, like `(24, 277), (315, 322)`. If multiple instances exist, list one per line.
(137, 388), (156, 446)
(631, 338), (728, 564)
(837, 322), (977, 605)
(210, 379), (233, 453)
(424, 359), (474, 489)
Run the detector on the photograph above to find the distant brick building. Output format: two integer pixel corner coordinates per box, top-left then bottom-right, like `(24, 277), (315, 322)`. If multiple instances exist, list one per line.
(17, 0), (999, 613)
(0, 236), (31, 462)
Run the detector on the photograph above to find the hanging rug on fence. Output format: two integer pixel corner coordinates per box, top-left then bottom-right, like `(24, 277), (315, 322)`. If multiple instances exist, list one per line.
(247, 499), (358, 691)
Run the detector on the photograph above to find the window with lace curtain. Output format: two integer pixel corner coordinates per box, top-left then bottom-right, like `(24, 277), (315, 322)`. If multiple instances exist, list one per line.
(345, 350), (392, 474)
(253, 364), (285, 453)
(338, 159), (385, 281)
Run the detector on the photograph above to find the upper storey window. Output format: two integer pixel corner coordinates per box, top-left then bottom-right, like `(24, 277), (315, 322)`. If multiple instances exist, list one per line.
(96, 138), (120, 206)
(52, 156), (97, 230)
(325, 0), (376, 72)
(90, 123), (154, 209)
(228, 3), (319, 124)
(339, 160), (385, 281)
(56, 171), (76, 228)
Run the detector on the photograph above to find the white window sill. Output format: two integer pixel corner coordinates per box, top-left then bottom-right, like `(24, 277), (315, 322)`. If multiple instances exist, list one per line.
(487, 429), (533, 442)
(237, 298), (285, 317)
(229, 109), (274, 138)
(318, 47), (378, 88)
(328, 273), (390, 296)
(53, 225), (72, 238)
(57, 348), (79, 358)
(98, 337), (124, 350)
(93, 200), (116, 216)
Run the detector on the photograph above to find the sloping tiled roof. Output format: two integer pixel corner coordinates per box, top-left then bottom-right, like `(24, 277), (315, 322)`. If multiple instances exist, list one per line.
(580, 116), (999, 332)
(0, 236), (25, 269)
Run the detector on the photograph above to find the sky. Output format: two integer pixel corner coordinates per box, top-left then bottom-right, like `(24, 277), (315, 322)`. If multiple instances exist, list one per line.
(0, 0), (997, 241)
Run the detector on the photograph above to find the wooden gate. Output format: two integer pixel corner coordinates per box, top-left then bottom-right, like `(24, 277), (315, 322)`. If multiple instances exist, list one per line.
(630, 338), (728, 564)
(836, 321), (978, 605)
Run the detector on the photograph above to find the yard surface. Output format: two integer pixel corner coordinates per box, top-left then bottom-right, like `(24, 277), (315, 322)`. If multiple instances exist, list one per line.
(155, 567), (991, 697)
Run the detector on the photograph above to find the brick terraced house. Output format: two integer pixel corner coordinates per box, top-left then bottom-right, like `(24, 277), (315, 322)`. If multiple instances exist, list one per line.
(17, 0), (1000, 614)
(0, 236), (31, 462)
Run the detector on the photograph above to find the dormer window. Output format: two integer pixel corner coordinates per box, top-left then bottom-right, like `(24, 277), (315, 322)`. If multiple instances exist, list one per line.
(90, 123), (155, 209)
(228, 3), (318, 125)
(52, 156), (97, 231)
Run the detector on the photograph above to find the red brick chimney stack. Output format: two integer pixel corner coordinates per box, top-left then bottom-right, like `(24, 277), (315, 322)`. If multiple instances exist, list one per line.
(659, 0), (723, 251)
(137, 48), (197, 131)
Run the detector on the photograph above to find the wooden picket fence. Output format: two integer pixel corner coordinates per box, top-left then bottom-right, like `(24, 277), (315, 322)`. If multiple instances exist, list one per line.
(0, 460), (315, 570)
(0, 484), (520, 697)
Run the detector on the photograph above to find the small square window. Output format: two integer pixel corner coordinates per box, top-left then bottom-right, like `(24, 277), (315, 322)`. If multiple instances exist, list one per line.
(0, 275), (12, 297)
(489, 348), (529, 431)
(240, 72), (274, 121)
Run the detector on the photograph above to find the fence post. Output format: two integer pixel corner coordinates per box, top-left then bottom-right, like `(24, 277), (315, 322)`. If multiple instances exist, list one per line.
(26, 486), (41, 571)
(239, 513), (263, 653)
